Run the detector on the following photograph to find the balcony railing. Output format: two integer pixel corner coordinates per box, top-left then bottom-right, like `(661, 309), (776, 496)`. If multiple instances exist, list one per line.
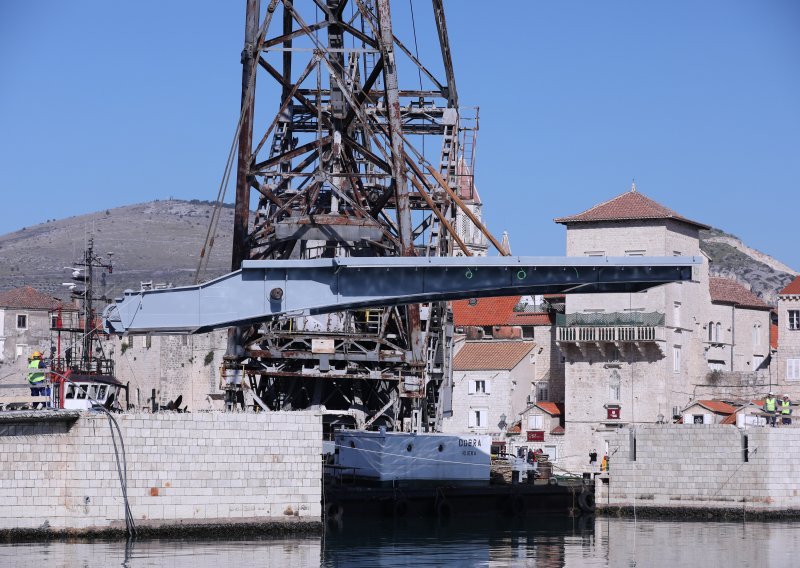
(556, 312), (664, 327)
(557, 325), (664, 343)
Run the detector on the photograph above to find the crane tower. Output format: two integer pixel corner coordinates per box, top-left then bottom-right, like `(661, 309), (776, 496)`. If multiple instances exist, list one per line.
(228, 0), (497, 432)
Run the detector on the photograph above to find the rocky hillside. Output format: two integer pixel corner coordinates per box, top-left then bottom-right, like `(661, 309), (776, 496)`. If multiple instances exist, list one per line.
(700, 228), (796, 306)
(0, 200), (235, 300)
(1, 202), (794, 307)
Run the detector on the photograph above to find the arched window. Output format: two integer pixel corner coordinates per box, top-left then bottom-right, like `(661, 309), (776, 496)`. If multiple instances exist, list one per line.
(716, 322), (722, 342)
(708, 322), (714, 342)
(753, 323), (761, 346)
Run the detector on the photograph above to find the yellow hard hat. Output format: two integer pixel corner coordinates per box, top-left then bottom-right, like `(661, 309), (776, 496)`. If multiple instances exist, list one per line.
(31, 351), (42, 358)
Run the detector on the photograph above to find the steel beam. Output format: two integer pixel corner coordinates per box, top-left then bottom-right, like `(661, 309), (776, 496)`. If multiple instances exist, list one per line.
(103, 256), (700, 335)
(232, 0), (261, 271)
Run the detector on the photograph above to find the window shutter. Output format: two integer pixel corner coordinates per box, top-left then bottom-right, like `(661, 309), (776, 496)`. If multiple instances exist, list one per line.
(703, 414), (712, 425)
(468, 380), (476, 395)
(479, 409), (487, 428)
(468, 411), (476, 428)
(484, 380), (492, 395)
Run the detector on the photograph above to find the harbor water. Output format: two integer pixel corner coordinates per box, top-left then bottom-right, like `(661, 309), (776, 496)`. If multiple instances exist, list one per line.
(2, 515), (799, 567)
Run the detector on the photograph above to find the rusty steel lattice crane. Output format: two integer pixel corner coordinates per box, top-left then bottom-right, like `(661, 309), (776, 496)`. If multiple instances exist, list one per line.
(227, 0), (494, 432)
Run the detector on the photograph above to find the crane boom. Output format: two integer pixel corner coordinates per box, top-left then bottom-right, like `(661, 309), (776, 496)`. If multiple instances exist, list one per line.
(103, 256), (700, 335)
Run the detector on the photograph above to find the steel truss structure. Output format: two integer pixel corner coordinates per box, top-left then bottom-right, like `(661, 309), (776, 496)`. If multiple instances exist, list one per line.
(228, 0), (497, 431)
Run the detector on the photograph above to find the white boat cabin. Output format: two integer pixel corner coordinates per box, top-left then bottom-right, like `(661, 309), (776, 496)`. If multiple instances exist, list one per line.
(61, 375), (124, 410)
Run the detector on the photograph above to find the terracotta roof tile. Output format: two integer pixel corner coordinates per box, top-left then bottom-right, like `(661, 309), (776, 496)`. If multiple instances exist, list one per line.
(780, 276), (800, 295)
(554, 189), (710, 229)
(0, 286), (64, 310)
(771, 323), (779, 350)
(709, 278), (772, 310)
(720, 414), (738, 425)
(452, 296), (520, 326)
(452, 297), (553, 327)
(509, 312), (553, 325)
(453, 341), (534, 371)
(535, 402), (561, 416)
(696, 400), (738, 415)
(507, 421), (522, 434)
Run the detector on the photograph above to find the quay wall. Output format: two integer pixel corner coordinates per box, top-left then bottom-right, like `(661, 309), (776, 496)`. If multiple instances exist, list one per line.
(598, 424), (800, 514)
(0, 411), (322, 532)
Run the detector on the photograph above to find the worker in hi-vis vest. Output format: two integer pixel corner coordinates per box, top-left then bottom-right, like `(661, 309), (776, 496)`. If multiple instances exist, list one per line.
(781, 395), (792, 426)
(27, 351), (48, 400)
(764, 391), (777, 427)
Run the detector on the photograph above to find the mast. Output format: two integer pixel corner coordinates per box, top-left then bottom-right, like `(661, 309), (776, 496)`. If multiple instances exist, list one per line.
(71, 236), (113, 373)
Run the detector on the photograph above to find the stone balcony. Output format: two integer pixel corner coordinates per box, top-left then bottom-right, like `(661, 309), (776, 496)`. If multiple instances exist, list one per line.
(556, 312), (665, 356)
(556, 325), (665, 343)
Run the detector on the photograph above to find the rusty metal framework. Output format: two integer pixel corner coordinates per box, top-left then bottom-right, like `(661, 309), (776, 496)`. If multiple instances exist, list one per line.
(228, 0), (497, 432)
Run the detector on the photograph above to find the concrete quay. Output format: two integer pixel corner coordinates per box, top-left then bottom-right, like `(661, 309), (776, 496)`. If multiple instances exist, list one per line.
(0, 410), (323, 539)
(596, 424), (800, 518)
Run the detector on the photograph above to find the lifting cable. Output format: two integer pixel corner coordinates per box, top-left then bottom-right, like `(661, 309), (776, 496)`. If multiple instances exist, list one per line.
(195, 21), (263, 284)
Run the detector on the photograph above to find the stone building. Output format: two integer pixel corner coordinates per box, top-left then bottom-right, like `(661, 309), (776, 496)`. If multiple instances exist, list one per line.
(451, 295), (565, 404)
(441, 340), (535, 451)
(777, 276), (800, 388)
(0, 286), (69, 383)
(706, 277), (773, 375)
(552, 185), (772, 470)
(681, 399), (737, 425)
(508, 401), (566, 461)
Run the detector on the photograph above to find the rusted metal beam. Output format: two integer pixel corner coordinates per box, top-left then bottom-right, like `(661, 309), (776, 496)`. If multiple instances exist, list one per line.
(252, 137), (331, 173)
(376, 0), (412, 256)
(262, 21), (328, 49)
(407, 169), (471, 256)
(431, 0), (458, 108)
(258, 56), (322, 117)
(232, 0), (261, 271)
(424, 161), (509, 256)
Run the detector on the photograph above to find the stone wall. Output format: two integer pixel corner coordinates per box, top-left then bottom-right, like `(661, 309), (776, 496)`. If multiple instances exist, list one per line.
(601, 424), (800, 512)
(113, 330), (228, 411)
(0, 411), (322, 531)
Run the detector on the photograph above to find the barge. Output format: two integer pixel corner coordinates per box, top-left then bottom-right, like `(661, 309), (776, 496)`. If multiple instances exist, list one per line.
(323, 429), (595, 522)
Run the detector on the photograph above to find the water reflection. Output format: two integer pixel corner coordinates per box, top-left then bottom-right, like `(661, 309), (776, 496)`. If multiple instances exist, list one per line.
(3, 516), (800, 567)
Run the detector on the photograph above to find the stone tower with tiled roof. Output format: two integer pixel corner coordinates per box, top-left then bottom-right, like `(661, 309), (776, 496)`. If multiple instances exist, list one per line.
(554, 184), (710, 230)
(551, 185), (772, 472)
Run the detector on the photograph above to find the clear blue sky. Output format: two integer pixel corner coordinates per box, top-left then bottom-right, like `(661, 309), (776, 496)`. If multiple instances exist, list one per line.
(2, 1), (798, 269)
